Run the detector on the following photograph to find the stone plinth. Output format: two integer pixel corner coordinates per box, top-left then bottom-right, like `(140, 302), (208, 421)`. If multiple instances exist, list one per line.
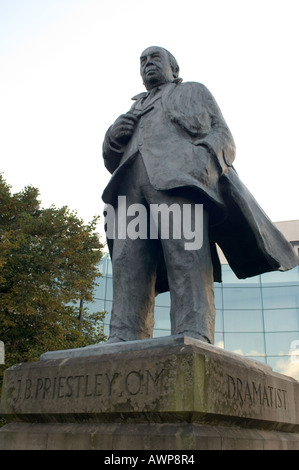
(1, 335), (299, 450)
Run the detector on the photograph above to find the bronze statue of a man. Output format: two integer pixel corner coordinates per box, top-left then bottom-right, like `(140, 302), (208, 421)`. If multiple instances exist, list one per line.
(102, 46), (298, 344)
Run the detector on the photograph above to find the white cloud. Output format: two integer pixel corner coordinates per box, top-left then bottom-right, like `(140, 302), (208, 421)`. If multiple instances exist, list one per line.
(273, 357), (299, 381)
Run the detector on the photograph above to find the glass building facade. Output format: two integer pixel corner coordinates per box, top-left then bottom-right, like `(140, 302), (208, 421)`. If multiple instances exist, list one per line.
(90, 252), (299, 381)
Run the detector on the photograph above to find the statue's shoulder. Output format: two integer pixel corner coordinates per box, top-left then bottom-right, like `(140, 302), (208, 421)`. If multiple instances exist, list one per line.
(167, 81), (209, 99)
(163, 81), (210, 107)
(178, 81), (205, 89)
(182, 81), (209, 91)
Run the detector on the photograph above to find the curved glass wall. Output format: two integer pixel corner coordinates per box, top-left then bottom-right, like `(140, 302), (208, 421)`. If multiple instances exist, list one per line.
(91, 254), (299, 380)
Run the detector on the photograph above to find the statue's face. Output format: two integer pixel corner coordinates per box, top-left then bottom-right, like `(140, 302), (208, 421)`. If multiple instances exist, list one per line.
(140, 47), (174, 90)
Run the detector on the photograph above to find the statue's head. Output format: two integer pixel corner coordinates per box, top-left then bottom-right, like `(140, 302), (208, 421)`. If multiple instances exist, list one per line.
(140, 46), (180, 90)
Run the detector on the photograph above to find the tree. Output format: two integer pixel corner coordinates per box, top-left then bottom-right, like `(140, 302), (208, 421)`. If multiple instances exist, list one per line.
(0, 174), (106, 378)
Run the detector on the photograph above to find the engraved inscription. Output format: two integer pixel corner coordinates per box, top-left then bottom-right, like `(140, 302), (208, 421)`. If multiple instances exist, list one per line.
(12, 368), (165, 403)
(227, 374), (287, 410)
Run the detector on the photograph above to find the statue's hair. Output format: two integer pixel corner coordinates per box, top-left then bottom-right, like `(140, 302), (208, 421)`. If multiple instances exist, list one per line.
(161, 48), (180, 79)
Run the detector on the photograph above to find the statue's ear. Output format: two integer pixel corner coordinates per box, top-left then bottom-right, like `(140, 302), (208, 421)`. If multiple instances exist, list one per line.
(172, 67), (179, 79)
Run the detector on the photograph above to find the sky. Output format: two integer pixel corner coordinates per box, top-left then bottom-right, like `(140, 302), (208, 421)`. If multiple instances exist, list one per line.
(1, 0), (298, 245)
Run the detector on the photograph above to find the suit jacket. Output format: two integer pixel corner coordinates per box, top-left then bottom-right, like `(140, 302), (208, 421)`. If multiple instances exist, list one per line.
(103, 81), (235, 213)
(102, 81), (298, 290)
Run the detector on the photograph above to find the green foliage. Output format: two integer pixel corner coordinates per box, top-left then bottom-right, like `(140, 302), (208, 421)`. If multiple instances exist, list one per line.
(0, 174), (107, 382)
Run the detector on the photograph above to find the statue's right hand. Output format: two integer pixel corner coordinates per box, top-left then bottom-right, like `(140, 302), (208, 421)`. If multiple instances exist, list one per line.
(109, 113), (138, 145)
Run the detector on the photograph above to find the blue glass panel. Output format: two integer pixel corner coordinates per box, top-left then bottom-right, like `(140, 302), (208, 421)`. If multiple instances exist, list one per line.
(264, 309), (299, 332)
(221, 265), (239, 284)
(215, 309), (223, 332)
(214, 287), (222, 309)
(106, 256), (113, 276)
(223, 287), (262, 309)
(105, 277), (113, 300)
(99, 255), (107, 273)
(262, 286), (299, 309)
(103, 300), (112, 316)
(224, 332), (265, 356)
(153, 329), (171, 338)
(93, 276), (107, 300)
(224, 310), (264, 332)
(155, 292), (171, 307)
(265, 332), (299, 355)
(154, 306), (170, 330)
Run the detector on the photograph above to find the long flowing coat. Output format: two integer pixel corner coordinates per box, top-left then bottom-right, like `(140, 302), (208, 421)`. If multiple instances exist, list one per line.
(102, 81), (298, 292)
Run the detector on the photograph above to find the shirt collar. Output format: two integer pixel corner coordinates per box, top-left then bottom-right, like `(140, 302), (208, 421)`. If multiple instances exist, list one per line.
(131, 80), (178, 101)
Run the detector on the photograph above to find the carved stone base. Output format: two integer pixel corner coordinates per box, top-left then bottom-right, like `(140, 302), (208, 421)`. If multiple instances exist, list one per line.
(1, 335), (299, 450)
